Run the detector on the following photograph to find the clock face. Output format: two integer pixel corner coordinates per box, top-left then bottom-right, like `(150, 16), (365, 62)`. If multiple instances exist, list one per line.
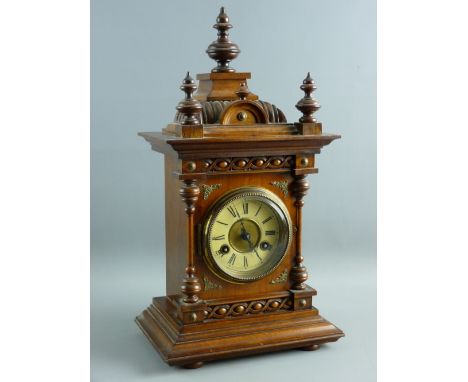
(203, 187), (292, 282)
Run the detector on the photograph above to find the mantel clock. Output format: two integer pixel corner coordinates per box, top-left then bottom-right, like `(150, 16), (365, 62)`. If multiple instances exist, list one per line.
(136, 7), (344, 368)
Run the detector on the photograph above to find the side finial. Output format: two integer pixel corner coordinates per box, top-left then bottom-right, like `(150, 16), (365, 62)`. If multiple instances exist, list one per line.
(295, 72), (321, 123)
(176, 72), (203, 125)
(206, 7), (240, 73)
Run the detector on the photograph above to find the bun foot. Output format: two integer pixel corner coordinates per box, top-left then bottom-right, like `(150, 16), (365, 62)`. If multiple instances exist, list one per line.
(181, 361), (204, 369)
(300, 344), (320, 351)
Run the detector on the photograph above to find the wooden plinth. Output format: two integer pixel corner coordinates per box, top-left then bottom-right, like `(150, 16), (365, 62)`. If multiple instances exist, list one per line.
(135, 296), (344, 368)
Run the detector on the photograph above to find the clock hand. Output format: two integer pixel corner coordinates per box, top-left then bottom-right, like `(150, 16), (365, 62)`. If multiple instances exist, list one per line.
(239, 219), (256, 251)
(254, 248), (263, 262)
(246, 236), (255, 251)
(238, 217), (247, 232)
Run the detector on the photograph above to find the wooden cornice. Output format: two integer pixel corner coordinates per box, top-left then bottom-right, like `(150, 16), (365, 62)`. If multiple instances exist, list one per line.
(139, 124), (340, 159)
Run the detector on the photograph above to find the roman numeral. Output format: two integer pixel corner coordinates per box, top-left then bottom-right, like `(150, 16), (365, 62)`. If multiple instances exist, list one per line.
(265, 230), (276, 236)
(227, 205), (240, 218)
(227, 205), (236, 217)
(227, 253), (237, 265)
(243, 201), (249, 215)
(213, 235), (225, 240)
(243, 256), (248, 268)
(262, 216), (273, 224)
(216, 220), (228, 226)
(255, 205), (262, 216)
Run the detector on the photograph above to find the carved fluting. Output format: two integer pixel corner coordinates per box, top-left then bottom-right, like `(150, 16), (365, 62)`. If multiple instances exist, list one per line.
(206, 7), (240, 73)
(176, 100), (286, 124)
(204, 297), (292, 319)
(176, 72), (203, 125)
(290, 174), (310, 290)
(179, 179), (201, 303)
(295, 72), (321, 123)
(203, 156), (293, 172)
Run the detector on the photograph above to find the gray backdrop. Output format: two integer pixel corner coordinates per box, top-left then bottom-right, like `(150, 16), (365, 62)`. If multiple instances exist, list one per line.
(91, 0), (376, 381)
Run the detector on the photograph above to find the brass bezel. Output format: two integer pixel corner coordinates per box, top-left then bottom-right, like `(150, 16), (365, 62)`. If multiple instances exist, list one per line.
(202, 187), (292, 283)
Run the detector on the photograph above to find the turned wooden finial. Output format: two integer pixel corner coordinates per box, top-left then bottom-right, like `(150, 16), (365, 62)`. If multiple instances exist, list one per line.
(206, 7), (240, 73)
(235, 82), (250, 100)
(295, 72), (321, 123)
(176, 72), (203, 125)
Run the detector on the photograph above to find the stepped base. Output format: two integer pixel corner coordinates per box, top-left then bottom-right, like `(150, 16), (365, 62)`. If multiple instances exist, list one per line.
(136, 296), (344, 368)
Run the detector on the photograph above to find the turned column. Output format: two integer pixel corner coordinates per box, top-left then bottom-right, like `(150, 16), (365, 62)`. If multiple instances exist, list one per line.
(290, 174), (310, 290)
(179, 179), (202, 303)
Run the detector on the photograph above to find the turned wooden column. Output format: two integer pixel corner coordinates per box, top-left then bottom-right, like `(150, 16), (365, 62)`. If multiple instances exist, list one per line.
(290, 174), (310, 290)
(179, 179), (202, 303)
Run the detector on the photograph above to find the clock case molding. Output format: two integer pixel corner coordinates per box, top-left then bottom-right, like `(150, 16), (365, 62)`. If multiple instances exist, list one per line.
(136, 7), (344, 368)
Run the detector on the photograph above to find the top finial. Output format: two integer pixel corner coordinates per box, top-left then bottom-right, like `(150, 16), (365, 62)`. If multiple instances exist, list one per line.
(206, 7), (240, 73)
(217, 7), (228, 23)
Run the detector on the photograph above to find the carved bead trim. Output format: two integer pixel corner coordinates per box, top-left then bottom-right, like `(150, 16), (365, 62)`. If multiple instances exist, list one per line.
(299, 157), (309, 167)
(200, 183), (222, 200)
(203, 275), (223, 291)
(204, 297), (292, 319)
(270, 180), (289, 196)
(203, 156), (293, 173)
(270, 269), (289, 284)
(186, 161), (196, 172)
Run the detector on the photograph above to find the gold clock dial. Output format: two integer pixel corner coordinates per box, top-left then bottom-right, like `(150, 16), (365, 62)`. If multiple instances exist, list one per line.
(203, 187), (292, 282)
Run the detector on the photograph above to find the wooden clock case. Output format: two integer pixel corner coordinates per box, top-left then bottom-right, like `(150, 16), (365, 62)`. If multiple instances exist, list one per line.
(136, 7), (344, 368)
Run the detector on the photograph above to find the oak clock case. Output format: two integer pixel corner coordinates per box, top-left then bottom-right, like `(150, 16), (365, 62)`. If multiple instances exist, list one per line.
(136, 7), (344, 369)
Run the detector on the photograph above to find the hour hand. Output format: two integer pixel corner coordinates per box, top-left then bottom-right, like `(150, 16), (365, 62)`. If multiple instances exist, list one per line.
(240, 227), (255, 250)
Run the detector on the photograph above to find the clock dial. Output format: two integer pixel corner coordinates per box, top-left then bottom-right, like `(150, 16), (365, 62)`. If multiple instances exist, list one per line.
(204, 188), (292, 282)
